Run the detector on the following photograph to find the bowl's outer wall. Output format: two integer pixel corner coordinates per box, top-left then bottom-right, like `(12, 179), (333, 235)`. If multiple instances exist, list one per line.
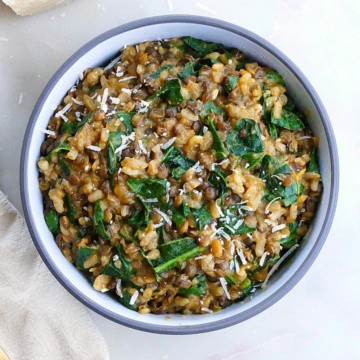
(20, 15), (339, 334)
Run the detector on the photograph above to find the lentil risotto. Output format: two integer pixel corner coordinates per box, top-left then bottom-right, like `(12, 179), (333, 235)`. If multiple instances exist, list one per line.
(38, 37), (322, 314)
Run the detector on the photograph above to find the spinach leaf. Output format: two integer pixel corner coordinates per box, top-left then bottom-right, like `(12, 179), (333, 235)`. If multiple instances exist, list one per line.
(107, 130), (124, 178)
(270, 109), (304, 130)
(218, 205), (255, 235)
(148, 79), (183, 105)
(201, 101), (226, 117)
(76, 247), (97, 269)
(160, 237), (197, 260)
(280, 222), (298, 248)
(307, 148), (319, 173)
(118, 289), (138, 310)
(178, 61), (196, 79)
(242, 152), (266, 170)
(172, 203), (191, 227)
(183, 36), (224, 57)
(115, 111), (135, 133)
(262, 95), (278, 138)
(258, 155), (291, 179)
(59, 156), (70, 176)
(128, 197), (152, 229)
(103, 244), (134, 283)
(225, 75), (239, 93)
(204, 117), (229, 159)
(60, 112), (93, 135)
(161, 146), (195, 179)
(208, 167), (227, 197)
(64, 193), (77, 223)
(93, 200), (110, 239)
(150, 65), (173, 79)
(155, 246), (205, 274)
(193, 205), (212, 230)
(46, 142), (70, 160)
(265, 70), (285, 85)
(283, 96), (295, 112)
(226, 119), (264, 156)
(127, 178), (167, 199)
(45, 209), (59, 235)
(178, 275), (207, 297)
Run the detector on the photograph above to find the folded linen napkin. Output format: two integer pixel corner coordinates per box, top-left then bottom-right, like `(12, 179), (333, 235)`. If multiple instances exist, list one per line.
(2, 0), (71, 16)
(0, 191), (109, 360)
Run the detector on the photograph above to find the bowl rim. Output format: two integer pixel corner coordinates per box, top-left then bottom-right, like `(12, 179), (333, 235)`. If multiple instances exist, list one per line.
(20, 14), (339, 335)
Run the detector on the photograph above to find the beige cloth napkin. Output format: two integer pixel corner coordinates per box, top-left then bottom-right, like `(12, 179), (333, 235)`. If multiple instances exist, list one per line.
(2, 0), (71, 16)
(0, 191), (109, 360)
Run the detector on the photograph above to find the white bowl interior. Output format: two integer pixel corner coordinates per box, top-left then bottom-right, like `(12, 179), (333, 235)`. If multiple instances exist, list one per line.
(24, 21), (331, 329)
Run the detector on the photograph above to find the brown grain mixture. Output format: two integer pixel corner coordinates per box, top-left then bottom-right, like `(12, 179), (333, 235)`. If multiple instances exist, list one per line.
(38, 37), (322, 314)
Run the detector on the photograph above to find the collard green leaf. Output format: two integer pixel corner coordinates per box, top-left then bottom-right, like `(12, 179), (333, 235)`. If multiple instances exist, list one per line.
(76, 247), (97, 269)
(201, 101), (226, 117)
(204, 117), (229, 159)
(265, 70), (285, 85)
(283, 96), (295, 112)
(178, 275), (207, 297)
(45, 209), (59, 235)
(208, 167), (227, 197)
(225, 75), (239, 93)
(102, 245), (134, 283)
(59, 156), (70, 176)
(172, 203), (191, 227)
(182, 36), (224, 57)
(93, 200), (110, 239)
(160, 237), (197, 261)
(218, 205), (255, 235)
(115, 111), (135, 133)
(226, 119), (264, 156)
(118, 289), (138, 310)
(60, 112), (93, 136)
(307, 148), (319, 173)
(280, 222), (298, 248)
(262, 95), (278, 138)
(150, 65), (173, 79)
(148, 79), (183, 105)
(178, 61), (196, 79)
(127, 178), (167, 199)
(193, 205), (212, 230)
(64, 193), (77, 223)
(46, 142), (70, 160)
(128, 197), (152, 230)
(107, 130), (124, 178)
(161, 146), (195, 179)
(270, 109), (304, 130)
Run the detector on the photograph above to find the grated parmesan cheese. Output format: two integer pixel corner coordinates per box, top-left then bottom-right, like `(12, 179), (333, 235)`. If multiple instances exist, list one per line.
(100, 88), (109, 113)
(201, 307), (213, 314)
(259, 251), (269, 266)
(86, 145), (101, 152)
(265, 197), (282, 214)
(190, 161), (204, 173)
(115, 279), (123, 298)
(154, 208), (172, 226)
(219, 277), (231, 300)
(138, 140), (148, 155)
(272, 224), (286, 233)
(40, 129), (55, 136)
(129, 290), (139, 305)
(55, 103), (72, 122)
(160, 137), (177, 150)
(236, 248), (247, 265)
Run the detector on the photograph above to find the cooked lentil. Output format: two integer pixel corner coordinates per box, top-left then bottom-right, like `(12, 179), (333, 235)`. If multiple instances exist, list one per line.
(38, 37), (322, 314)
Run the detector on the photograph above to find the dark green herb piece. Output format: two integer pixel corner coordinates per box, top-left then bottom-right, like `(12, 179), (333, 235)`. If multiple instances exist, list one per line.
(280, 222), (298, 248)
(161, 146), (195, 179)
(76, 247), (97, 269)
(193, 58), (219, 72)
(262, 96), (278, 138)
(128, 197), (152, 230)
(270, 109), (304, 130)
(107, 130), (124, 178)
(46, 143), (70, 160)
(226, 119), (264, 156)
(60, 112), (93, 135)
(208, 167), (227, 197)
(183, 36), (224, 57)
(204, 117), (229, 159)
(201, 100), (227, 117)
(258, 155), (291, 179)
(155, 246), (205, 274)
(59, 156), (70, 176)
(45, 209), (59, 235)
(150, 65), (173, 79)
(225, 273), (238, 286)
(172, 203), (191, 227)
(115, 111), (135, 133)
(148, 79), (183, 105)
(307, 148), (319, 173)
(178, 61), (196, 79)
(64, 193), (77, 223)
(178, 275), (207, 297)
(265, 70), (285, 85)
(118, 289), (138, 310)
(93, 200), (110, 239)
(242, 152), (266, 169)
(127, 178), (167, 199)
(193, 205), (212, 230)
(160, 237), (197, 260)
(240, 278), (252, 292)
(283, 96), (295, 112)
(225, 75), (239, 92)
(103, 245), (134, 283)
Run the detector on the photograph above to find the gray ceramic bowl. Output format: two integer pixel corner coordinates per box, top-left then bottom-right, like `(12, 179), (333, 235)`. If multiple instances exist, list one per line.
(20, 15), (339, 334)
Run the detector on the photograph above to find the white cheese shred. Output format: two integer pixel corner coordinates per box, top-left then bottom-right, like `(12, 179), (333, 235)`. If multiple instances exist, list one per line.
(160, 137), (177, 150)
(201, 307), (213, 314)
(272, 224), (286, 233)
(219, 277), (231, 300)
(100, 88), (109, 113)
(55, 103), (72, 122)
(138, 140), (148, 155)
(265, 197), (282, 214)
(236, 248), (247, 265)
(154, 208), (172, 226)
(259, 251), (269, 267)
(40, 129), (56, 136)
(129, 290), (139, 305)
(261, 245), (299, 289)
(86, 145), (101, 152)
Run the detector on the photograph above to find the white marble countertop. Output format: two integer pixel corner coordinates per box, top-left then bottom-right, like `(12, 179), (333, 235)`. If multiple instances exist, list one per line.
(0, 0), (359, 359)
